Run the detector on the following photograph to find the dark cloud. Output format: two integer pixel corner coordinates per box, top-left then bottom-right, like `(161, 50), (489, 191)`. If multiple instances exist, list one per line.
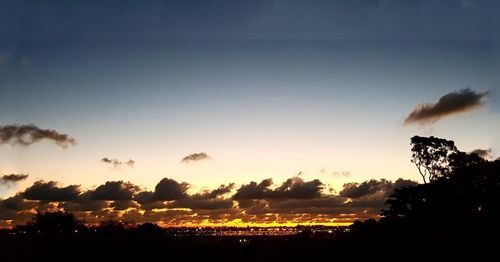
(1, 177), (417, 226)
(0, 194), (36, 212)
(172, 199), (234, 210)
(270, 177), (323, 199)
(62, 196), (108, 212)
(134, 191), (156, 205)
(339, 180), (386, 198)
(154, 178), (190, 200)
(135, 178), (190, 204)
(469, 148), (492, 159)
(23, 181), (80, 201)
(0, 194), (37, 220)
(101, 158), (135, 168)
(88, 181), (140, 201)
(0, 174), (29, 194)
(0, 124), (77, 148)
(404, 89), (488, 125)
(232, 179), (273, 199)
(196, 183), (235, 199)
(340, 179), (417, 199)
(181, 152), (210, 163)
(110, 200), (140, 211)
(1, 174), (29, 183)
(393, 178), (419, 188)
(233, 177), (323, 200)
(101, 157), (121, 167)
(267, 197), (346, 209)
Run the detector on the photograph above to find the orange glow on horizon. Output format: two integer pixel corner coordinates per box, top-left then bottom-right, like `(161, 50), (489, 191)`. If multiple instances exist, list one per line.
(155, 218), (353, 228)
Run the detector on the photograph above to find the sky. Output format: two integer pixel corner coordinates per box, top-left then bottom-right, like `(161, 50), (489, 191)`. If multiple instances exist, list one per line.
(0, 0), (499, 227)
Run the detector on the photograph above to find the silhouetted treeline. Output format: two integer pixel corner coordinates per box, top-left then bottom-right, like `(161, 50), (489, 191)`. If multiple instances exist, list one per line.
(347, 136), (500, 261)
(0, 136), (499, 261)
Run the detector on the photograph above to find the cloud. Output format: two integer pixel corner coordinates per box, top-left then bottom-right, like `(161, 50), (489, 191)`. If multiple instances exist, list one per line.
(469, 148), (492, 159)
(195, 183), (235, 199)
(0, 174), (28, 184)
(62, 196), (108, 212)
(320, 169), (350, 177)
(270, 177), (323, 199)
(0, 124), (77, 148)
(101, 158), (135, 168)
(135, 178), (190, 204)
(110, 200), (140, 211)
(404, 89), (488, 125)
(332, 171), (350, 177)
(181, 152), (210, 163)
(171, 199), (234, 210)
(1, 177), (417, 226)
(340, 180), (389, 198)
(339, 179), (417, 199)
(101, 158), (121, 167)
(267, 197), (346, 209)
(0, 194), (37, 220)
(23, 181), (80, 201)
(125, 159), (135, 167)
(232, 179), (273, 199)
(0, 174), (29, 194)
(153, 178), (190, 200)
(233, 177), (323, 199)
(88, 181), (140, 201)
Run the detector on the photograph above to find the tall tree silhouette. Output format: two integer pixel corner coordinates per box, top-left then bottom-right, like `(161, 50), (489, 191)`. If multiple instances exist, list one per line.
(348, 136), (500, 260)
(410, 136), (459, 183)
(385, 136), (500, 221)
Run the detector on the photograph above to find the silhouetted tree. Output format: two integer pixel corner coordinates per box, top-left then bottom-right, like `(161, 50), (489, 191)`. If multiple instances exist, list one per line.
(349, 136), (500, 259)
(98, 220), (128, 233)
(410, 136), (459, 183)
(29, 210), (84, 234)
(385, 136), (500, 222)
(136, 222), (163, 234)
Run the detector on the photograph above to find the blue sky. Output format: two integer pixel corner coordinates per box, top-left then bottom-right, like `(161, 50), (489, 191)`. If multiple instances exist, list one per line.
(0, 0), (498, 196)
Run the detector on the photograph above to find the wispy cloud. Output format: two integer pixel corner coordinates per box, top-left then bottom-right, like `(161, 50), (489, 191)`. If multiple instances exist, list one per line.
(101, 158), (135, 168)
(125, 159), (135, 168)
(181, 152), (210, 163)
(404, 89), (488, 125)
(0, 174), (29, 192)
(0, 124), (77, 148)
(320, 169), (350, 177)
(332, 171), (350, 177)
(1, 174), (28, 184)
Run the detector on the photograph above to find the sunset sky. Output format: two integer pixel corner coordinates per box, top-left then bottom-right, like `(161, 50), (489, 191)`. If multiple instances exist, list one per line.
(0, 0), (498, 227)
